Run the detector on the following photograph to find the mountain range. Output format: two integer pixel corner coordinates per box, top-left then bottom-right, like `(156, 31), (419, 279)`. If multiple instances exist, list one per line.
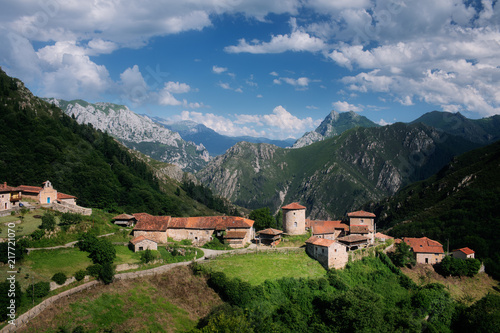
(44, 99), (210, 173)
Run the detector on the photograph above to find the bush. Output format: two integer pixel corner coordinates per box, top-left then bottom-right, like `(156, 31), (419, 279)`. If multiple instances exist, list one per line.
(436, 256), (481, 277)
(140, 249), (155, 263)
(26, 281), (50, 299)
(0, 281), (22, 321)
(202, 237), (230, 250)
(52, 272), (67, 285)
(74, 270), (86, 281)
(180, 239), (192, 245)
(76, 232), (99, 252)
(31, 229), (45, 240)
(40, 212), (56, 231)
(99, 262), (115, 285)
(88, 239), (116, 265)
(86, 264), (102, 278)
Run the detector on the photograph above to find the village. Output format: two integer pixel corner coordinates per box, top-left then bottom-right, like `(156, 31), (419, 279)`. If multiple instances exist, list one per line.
(1, 180), (476, 271)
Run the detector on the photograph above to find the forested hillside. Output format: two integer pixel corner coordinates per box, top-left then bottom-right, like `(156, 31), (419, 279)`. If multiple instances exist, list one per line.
(0, 68), (209, 216)
(364, 140), (500, 279)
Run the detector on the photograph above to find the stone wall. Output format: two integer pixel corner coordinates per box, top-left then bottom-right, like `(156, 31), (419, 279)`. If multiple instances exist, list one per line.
(51, 202), (92, 216)
(167, 228), (213, 245)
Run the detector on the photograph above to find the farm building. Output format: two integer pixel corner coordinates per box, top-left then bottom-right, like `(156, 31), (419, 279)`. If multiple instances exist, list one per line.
(256, 228), (283, 246)
(403, 237), (445, 264)
(130, 235), (158, 252)
(305, 236), (348, 269)
(452, 247), (475, 259)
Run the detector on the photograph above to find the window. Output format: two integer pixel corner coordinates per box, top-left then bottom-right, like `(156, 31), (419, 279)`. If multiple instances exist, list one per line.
(322, 248), (325, 254)
(425, 258), (429, 264)
(294, 222), (297, 227)
(139, 246), (143, 251)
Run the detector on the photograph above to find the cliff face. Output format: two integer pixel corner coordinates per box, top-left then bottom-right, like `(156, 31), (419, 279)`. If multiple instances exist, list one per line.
(45, 98), (209, 172)
(197, 123), (479, 219)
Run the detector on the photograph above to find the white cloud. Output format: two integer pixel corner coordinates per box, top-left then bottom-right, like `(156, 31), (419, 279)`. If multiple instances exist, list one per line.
(332, 101), (363, 112)
(269, 71), (279, 76)
(218, 81), (243, 93)
(212, 65), (227, 74)
(225, 18), (327, 54)
(162, 81), (191, 94)
(377, 118), (391, 126)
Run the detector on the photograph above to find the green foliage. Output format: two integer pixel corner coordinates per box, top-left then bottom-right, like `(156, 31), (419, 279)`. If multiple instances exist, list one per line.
(0, 281), (22, 321)
(74, 270), (86, 281)
(202, 237), (231, 250)
(182, 180), (239, 216)
(31, 229), (45, 241)
(390, 241), (416, 267)
(435, 256), (481, 277)
(0, 240), (26, 263)
(26, 281), (50, 299)
(52, 272), (68, 285)
(88, 238), (116, 265)
(76, 232), (99, 252)
(98, 262), (115, 285)
(180, 239), (193, 246)
(140, 249), (155, 263)
(452, 294), (500, 333)
(86, 264), (102, 278)
(40, 212), (56, 231)
(59, 213), (83, 230)
(249, 207), (275, 231)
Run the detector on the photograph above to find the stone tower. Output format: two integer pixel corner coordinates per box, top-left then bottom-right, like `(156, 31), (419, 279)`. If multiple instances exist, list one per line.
(282, 202), (306, 235)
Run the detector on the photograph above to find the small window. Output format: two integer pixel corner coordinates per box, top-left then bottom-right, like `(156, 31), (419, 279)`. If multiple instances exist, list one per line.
(322, 248), (325, 254)
(294, 222), (297, 227)
(139, 246), (143, 251)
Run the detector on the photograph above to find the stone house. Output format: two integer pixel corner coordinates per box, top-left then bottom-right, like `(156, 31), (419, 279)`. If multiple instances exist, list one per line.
(305, 236), (348, 269)
(282, 202), (306, 235)
(452, 247), (475, 260)
(347, 210), (376, 244)
(336, 234), (370, 250)
(112, 214), (137, 227)
(130, 235), (158, 252)
(39, 180), (58, 204)
(375, 232), (393, 242)
(308, 219), (349, 240)
(132, 213), (255, 248)
(403, 237), (445, 264)
(0, 182), (21, 211)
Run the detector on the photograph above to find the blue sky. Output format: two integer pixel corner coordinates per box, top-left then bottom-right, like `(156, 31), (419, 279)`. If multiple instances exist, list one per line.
(1, 0), (499, 139)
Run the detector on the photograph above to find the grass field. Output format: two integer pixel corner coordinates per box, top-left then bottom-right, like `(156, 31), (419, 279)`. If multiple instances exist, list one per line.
(0, 209), (46, 238)
(18, 266), (223, 333)
(201, 249), (326, 285)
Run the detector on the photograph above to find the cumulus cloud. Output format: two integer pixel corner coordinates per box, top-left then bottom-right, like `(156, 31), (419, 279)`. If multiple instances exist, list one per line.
(332, 101), (363, 112)
(212, 65), (227, 74)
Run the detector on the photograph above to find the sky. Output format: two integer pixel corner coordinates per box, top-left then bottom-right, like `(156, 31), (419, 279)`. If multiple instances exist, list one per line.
(1, 0), (500, 140)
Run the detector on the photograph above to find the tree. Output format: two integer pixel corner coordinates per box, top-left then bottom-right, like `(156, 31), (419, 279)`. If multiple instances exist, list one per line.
(74, 270), (86, 281)
(249, 207), (275, 231)
(390, 241), (415, 267)
(40, 212), (56, 231)
(99, 262), (115, 285)
(0, 281), (22, 321)
(140, 249), (155, 264)
(52, 272), (67, 285)
(26, 281), (50, 299)
(88, 239), (116, 265)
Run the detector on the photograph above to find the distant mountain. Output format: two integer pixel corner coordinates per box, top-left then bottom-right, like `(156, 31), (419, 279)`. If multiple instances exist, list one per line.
(411, 111), (500, 144)
(363, 139), (500, 279)
(151, 118), (295, 156)
(0, 68), (213, 216)
(293, 110), (380, 148)
(44, 99), (209, 173)
(197, 122), (479, 219)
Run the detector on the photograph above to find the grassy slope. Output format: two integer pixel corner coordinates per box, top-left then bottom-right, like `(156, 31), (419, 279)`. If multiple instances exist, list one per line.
(201, 250), (326, 285)
(17, 266), (222, 333)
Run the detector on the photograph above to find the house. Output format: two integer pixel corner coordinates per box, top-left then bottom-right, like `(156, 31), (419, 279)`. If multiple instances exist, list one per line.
(112, 214), (137, 227)
(17, 181), (78, 206)
(452, 247), (475, 260)
(282, 202), (307, 235)
(375, 232), (393, 242)
(130, 235), (158, 252)
(347, 210), (376, 244)
(256, 228), (283, 246)
(308, 219), (349, 240)
(39, 180), (57, 204)
(337, 234), (370, 250)
(0, 182), (22, 211)
(305, 236), (348, 269)
(132, 213), (255, 248)
(403, 237), (445, 264)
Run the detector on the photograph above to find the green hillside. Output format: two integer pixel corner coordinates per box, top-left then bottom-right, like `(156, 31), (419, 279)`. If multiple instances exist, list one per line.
(0, 68), (210, 216)
(198, 122), (479, 219)
(364, 140), (500, 279)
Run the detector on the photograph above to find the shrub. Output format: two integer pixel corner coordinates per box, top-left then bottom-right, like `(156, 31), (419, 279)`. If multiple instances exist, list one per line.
(40, 212), (56, 231)
(74, 270), (86, 281)
(76, 232), (99, 252)
(202, 237), (230, 250)
(140, 249), (155, 263)
(26, 281), (50, 299)
(88, 239), (116, 265)
(180, 239), (192, 245)
(99, 262), (115, 285)
(52, 272), (67, 285)
(436, 256), (481, 277)
(31, 229), (45, 240)
(86, 264), (102, 278)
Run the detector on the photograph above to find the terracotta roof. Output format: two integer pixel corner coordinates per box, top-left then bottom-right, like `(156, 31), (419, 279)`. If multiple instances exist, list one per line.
(257, 228), (283, 235)
(130, 235), (156, 245)
(17, 185), (42, 194)
(113, 214), (136, 220)
(133, 213), (170, 231)
(306, 236), (336, 247)
(224, 231), (248, 239)
(0, 183), (21, 192)
(309, 220), (349, 234)
(347, 210), (376, 218)
(403, 237), (444, 254)
(337, 234), (369, 243)
(168, 216), (254, 230)
(57, 192), (76, 200)
(282, 202), (306, 210)
(453, 247), (475, 255)
(375, 232), (393, 240)
(350, 225), (370, 234)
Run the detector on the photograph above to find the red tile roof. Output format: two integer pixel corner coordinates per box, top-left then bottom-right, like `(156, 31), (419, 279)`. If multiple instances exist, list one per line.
(0, 183), (21, 192)
(133, 213), (170, 231)
(224, 231), (248, 239)
(347, 210), (376, 218)
(17, 185), (42, 194)
(337, 234), (369, 243)
(309, 220), (349, 234)
(130, 235), (157, 245)
(375, 232), (393, 240)
(403, 237), (444, 254)
(257, 228), (283, 235)
(57, 192), (76, 200)
(453, 247), (475, 255)
(305, 236), (336, 247)
(282, 202), (306, 210)
(113, 214), (136, 220)
(168, 216), (254, 230)
(349, 225), (370, 234)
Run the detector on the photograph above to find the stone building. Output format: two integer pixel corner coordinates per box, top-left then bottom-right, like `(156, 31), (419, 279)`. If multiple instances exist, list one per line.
(132, 213), (170, 243)
(305, 236), (348, 269)
(256, 228), (283, 246)
(282, 202), (306, 235)
(403, 237), (445, 264)
(0, 182), (21, 211)
(130, 235), (158, 252)
(452, 247), (475, 260)
(112, 214), (137, 227)
(347, 210), (376, 244)
(308, 219), (348, 240)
